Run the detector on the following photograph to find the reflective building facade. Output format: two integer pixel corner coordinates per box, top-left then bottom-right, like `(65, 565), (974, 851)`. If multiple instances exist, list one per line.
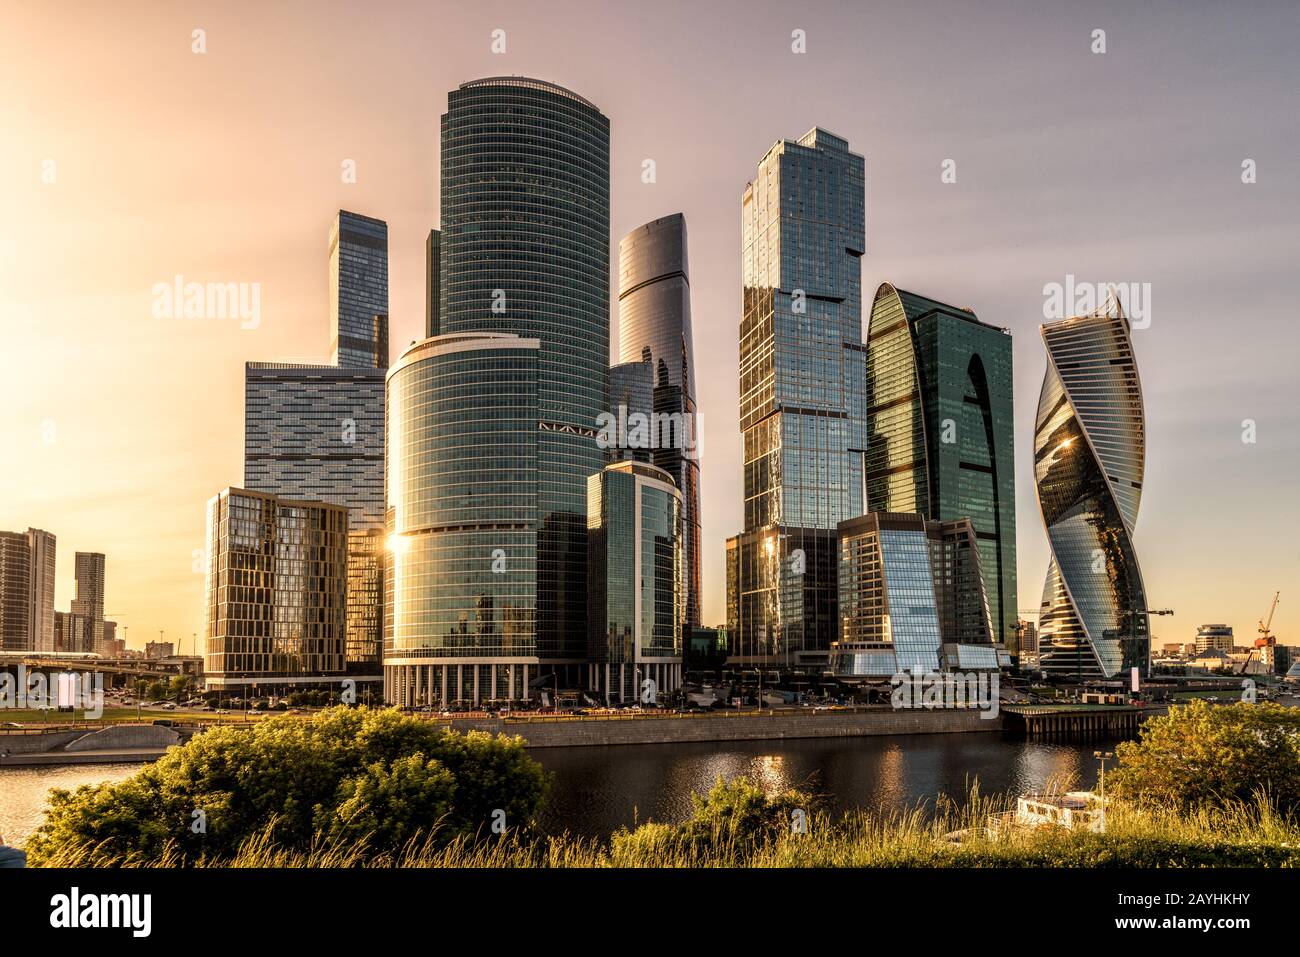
(439, 77), (610, 674)
(204, 488), (348, 689)
(617, 213), (702, 629)
(864, 283), (1017, 652)
(587, 461), (684, 702)
(1035, 303), (1149, 679)
(607, 359), (654, 464)
(726, 128), (867, 668)
(329, 210), (389, 370)
(830, 512), (996, 681)
(384, 333), (541, 707)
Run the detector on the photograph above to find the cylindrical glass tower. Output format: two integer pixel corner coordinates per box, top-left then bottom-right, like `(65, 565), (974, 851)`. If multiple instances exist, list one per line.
(440, 77), (610, 675)
(384, 333), (541, 707)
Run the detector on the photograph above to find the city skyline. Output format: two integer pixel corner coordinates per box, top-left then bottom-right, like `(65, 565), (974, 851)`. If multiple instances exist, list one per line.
(3, 1), (1298, 653)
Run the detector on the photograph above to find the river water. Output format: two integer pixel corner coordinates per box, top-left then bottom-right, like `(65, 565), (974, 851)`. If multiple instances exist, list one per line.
(0, 733), (1099, 848)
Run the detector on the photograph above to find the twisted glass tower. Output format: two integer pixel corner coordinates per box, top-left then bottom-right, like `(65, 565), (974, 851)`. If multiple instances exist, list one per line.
(440, 77), (609, 677)
(1035, 302), (1149, 679)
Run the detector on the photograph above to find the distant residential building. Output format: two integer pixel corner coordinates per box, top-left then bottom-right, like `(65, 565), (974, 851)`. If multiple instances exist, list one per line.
(204, 488), (348, 690)
(0, 532), (32, 651)
(53, 610), (93, 654)
(587, 461), (684, 703)
(70, 552), (106, 654)
(145, 640), (174, 660)
(1018, 620), (1039, 654)
(1195, 624), (1234, 654)
(0, 528), (56, 652)
(829, 512), (998, 681)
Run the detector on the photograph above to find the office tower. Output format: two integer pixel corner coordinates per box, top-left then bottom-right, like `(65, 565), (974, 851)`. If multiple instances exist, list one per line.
(587, 461), (684, 702)
(246, 210), (389, 674)
(329, 210), (389, 369)
(607, 359), (654, 464)
(439, 77), (610, 680)
(27, 529), (55, 652)
(829, 512), (997, 681)
(864, 284), (1017, 652)
(0, 531), (31, 651)
(726, 128), (866, 670)
(617, 213), (702, 630)
(425, 228), (441, 338)
(1017, 619), (1039, 655)
(204, 488), (348, 691)
(70, 551), (105, 654)
(1195, 624), (1234, 654)
(384, 333), (541, 708)
(1035, 301), (1149, 680)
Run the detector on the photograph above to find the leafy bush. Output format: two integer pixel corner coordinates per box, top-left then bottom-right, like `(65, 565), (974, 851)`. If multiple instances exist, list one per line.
(1110, 700), (1300, 813)
(26, 707), (548, 866)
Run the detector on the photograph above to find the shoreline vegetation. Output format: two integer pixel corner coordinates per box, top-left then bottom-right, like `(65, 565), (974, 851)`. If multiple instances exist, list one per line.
(23, 702), (1300, 869)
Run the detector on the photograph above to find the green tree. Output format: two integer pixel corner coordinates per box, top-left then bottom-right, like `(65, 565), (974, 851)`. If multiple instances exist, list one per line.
(1110, 700), (1300, 812)
(26, 707), (549, 865)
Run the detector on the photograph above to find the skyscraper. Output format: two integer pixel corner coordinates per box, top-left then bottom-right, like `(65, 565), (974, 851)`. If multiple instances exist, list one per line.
(617, 213), (702, 630)
(439, 77), (610, 680)
(726, 128), (867, 670)
(204, 488), (348, 691)
(607, 359), (654, 464)
(27, 528), (55, 653)
(425, 228), (441, 338)
(1035, 301), (1149, 679)
(70, 551), (105, 654)
(0, 531), (31, 652)
(328, 210), (389, 370)
(245, 209), (389, 674)
(384, 333), (541, 708)
(864, 284), (1017, 651)
(587, 461), (684, 702)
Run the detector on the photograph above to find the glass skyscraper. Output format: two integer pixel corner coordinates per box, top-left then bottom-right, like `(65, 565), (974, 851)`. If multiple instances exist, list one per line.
(617, 213), (702, 630)
(726, 128), (867, 669)
(1035, 302), (1149, 679)
(439, 77), (610, 676)
(864, 283), (1017, 651)
(245, 209), (389, 673)
(587, 461), (684, 702)
(608, 359), (654, 465)
(384, 333), (541, 708)
(329, 210), (389, 370)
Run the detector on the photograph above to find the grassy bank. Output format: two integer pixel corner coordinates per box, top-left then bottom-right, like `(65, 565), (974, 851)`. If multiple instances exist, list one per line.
(35, 789), (1299, 868)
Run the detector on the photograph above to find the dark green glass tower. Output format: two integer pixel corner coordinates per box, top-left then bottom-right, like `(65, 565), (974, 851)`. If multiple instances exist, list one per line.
(864, 283), (1018, 652)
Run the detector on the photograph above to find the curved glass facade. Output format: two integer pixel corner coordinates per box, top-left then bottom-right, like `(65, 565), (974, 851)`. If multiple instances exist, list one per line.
(1035, 305), (1149, 679)
(864, 283), (1017, 652)
(384, 333), (541, 706)
(617, 213), (701, 628)
(439, 77), (610, 666)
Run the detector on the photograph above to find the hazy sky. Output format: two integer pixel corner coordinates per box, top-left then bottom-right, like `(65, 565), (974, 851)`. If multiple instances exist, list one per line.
(3, 0), (1297, 653)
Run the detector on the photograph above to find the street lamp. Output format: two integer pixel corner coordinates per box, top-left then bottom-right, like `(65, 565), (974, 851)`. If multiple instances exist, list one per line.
(1094, 750), (1114, 832)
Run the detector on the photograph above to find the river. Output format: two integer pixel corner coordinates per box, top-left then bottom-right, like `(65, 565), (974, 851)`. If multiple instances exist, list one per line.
(0, 732), (1100, 848)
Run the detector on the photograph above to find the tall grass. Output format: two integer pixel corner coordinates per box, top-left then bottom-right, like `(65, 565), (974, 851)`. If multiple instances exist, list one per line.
(34, 785), (1300, 868)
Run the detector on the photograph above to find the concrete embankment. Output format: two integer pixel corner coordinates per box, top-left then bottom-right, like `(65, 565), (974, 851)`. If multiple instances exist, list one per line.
(0, 724), (187, 766)
(449, 708), (996, 748)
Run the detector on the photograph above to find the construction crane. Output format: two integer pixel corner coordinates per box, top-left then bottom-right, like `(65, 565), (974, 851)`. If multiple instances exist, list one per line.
(1254, 592), (1280, 670)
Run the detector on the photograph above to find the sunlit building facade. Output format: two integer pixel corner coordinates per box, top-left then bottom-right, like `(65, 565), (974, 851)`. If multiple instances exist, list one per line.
(384, 333), (541, 707)
(70, 551), (105, 654)
(203, 488), (348, 690)
(829, 512), (997, 681)
(587, 461), (684, 702)
(617, 213), (702, 630)
(726, 128), (867, 669)
(439, 77), (610, 678)
(1035, 302), (1149, 680)
(0, 528), (55, 653)
(329, 209), (389, 370)
(864, 284), (1017, 652)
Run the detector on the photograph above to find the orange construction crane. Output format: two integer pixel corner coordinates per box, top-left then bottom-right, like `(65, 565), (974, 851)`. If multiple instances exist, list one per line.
(1256, 592), (1280, 650)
